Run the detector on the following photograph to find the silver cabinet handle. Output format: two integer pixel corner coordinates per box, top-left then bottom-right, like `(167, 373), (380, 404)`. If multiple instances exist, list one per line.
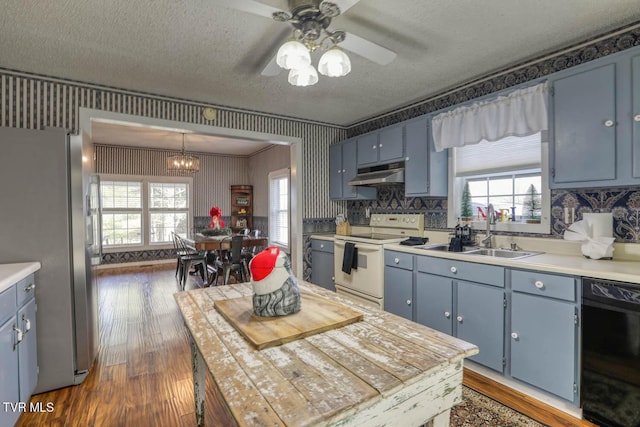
(342, 169), (346, 173)
(406, 299), (412, 306)
(450, 266), (457, 274)
(24, 283), (35, 292)
(534, 280), (544, 289)
(511, 332), (519, 340)
(22, 315), (31, 332)
(372, 144), (377, 149)
(604, 119), (615, 127)
(320, 244), (324, 249)
(444, 311), (451, 318)
(394, 257), (400, 264)
(634, 114), (640, 122)
(14, 325), (23, 344)
(456, 315), (463, 323)
(379, 143), (383, 148)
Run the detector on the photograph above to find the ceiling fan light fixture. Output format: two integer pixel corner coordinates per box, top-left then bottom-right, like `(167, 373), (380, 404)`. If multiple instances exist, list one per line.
(318, 46), (351, 77)
(288, 64), (318, 86)
(276, 39), (311, 70)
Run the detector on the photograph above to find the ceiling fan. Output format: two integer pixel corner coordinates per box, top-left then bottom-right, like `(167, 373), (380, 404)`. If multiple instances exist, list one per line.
(225, 0), (397, 86)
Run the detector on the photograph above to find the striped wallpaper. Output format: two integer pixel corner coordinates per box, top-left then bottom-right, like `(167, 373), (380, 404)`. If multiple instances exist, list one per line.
(0, 70), (347, 220)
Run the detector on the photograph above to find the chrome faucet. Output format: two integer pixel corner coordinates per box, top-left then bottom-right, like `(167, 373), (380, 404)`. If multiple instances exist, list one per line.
(481, 204), (496, 248)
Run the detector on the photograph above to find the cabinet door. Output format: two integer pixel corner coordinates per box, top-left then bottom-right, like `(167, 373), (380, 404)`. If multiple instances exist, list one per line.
(378, 125), (404, 163)
(357, 133), (379, 166)
(511, 292), (576, 401)
(329, 143), (343, 199)
(384, 267), (413, 320)
(416, 273), (453, 335)
(311, 250), (335, 291)
(341, 140), (359, 198)
(552, 63), (616, 184)
(633, 54), (640, 178)
(405, 118), (430, 196)
(0, 318), (20, 427)
(18, 298), (38, 402)
(457, 281), (505, 372)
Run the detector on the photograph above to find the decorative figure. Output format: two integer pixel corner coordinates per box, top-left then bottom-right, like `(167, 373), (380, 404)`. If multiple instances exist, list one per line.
(210, 206), (225, 230)
(461, 182), (473, 222)
(249, 246), (301, 317)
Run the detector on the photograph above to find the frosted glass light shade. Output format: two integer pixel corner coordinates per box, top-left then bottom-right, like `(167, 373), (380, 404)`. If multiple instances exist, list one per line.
(288, 64), (319, 86)
(318, 47), (351, 77)
(276, 40), (311, 70)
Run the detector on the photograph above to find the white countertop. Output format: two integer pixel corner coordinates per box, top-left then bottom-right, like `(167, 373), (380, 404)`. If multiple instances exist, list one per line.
(384, 243), (640, 284)
(0, 262), (41, 294)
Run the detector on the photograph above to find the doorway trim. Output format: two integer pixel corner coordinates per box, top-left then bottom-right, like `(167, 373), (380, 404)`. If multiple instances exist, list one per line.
(78, 108), (304, 276)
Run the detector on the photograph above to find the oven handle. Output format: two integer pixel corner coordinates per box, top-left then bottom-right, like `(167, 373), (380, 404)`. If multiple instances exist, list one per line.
(334, 240), (382, 252)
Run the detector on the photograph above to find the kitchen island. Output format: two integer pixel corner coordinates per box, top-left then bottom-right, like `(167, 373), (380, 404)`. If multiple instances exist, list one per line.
(174, 281), (478, 427)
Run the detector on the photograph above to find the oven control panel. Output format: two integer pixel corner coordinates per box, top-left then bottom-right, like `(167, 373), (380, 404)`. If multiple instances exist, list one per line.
(369, 214), (424, 231)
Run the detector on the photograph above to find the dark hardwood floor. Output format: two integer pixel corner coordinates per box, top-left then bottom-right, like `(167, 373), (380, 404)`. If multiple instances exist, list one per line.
(17, 264), (235, 427)
(16, 264), (593, 426)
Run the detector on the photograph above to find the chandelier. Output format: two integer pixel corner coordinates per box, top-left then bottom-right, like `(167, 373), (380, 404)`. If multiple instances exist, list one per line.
(275, 15), (351, 87)
(167, 133), (200, 174)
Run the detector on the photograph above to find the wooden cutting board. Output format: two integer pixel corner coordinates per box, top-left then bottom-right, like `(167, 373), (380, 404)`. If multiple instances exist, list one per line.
(214, 290), (363, 350)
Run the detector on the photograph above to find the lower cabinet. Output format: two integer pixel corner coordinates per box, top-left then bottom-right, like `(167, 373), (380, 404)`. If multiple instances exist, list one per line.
(509, 269), (579, 403)
(383, 250), (581, 405)
(310, 239), (335, 291)
(0, 273), (38, 427)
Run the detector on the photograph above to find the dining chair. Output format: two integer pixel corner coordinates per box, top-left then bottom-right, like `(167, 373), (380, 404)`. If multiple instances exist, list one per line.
(221, 235), (249, 285)
(174, 233), (208, 289)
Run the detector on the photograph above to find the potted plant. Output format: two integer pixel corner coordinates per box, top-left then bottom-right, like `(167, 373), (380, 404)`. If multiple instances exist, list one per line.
(523, 184), (541, 223)
(460, 182), (473, 223)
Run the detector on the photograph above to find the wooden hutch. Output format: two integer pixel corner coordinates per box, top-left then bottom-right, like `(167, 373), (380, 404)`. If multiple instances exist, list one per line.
(230, 185), (253, 233)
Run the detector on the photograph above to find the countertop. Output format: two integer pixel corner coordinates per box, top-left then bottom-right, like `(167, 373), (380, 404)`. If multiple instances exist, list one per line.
(0, 262), (41, 294)
(174, 281), (478, 426)
(385, 243), (640, 284)
(309, 234), (336, 242)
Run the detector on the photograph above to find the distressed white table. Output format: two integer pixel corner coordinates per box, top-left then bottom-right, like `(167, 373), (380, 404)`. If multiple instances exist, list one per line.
(174, 281), (478, 427)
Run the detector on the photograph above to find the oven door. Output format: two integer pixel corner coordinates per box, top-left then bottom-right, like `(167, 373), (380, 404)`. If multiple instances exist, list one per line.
(334, 240), (384, 299)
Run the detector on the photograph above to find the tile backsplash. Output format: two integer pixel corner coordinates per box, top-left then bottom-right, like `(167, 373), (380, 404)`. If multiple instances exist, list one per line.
(338, 184), (640, 243)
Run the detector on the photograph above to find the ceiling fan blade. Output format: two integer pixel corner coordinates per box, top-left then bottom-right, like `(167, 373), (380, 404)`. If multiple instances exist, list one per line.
(221, 0), (282, 19)
(340, 32), (397, 66)
(261, 54), (282, 76)
(331, 0), (361, 14)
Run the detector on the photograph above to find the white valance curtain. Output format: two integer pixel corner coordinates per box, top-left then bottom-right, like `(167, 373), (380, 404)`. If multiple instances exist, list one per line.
(432, 82), (549, 152)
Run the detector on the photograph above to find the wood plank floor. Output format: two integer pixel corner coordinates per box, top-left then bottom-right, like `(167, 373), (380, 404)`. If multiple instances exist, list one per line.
(17, 265), (593, 426)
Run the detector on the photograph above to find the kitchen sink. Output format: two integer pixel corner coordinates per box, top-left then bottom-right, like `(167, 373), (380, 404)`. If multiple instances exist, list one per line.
(465, 248), (541, 259)
(417, 244), (542, 259)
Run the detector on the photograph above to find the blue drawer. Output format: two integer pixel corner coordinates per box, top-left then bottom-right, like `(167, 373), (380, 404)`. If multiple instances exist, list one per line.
(16, 274), (36, 308)
(511, 270), (576, 302)
(311, 239), (334, 253)
(0, 285), (17, 325)
(416, 256), (505, 287)
(385, 250), (413, 270)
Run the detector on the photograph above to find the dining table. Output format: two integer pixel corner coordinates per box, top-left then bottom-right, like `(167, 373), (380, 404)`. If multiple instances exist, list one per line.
(183, 234), (268, 286)
(174, 280), (479, 427)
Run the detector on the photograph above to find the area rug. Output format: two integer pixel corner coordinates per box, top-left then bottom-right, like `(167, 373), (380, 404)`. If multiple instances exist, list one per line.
(450, 387), (545, 426)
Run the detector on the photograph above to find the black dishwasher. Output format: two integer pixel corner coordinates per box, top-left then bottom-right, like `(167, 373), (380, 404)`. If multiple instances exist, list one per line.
(582, 278), (640, 427)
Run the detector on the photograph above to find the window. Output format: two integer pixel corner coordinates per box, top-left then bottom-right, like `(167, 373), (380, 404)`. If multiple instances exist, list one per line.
(448, 132), (551, 233)
(149, 182), (189, 243)
(100, 175), (192, 249)
(101, 181), (142, 246)
(268, 168), (290, 250)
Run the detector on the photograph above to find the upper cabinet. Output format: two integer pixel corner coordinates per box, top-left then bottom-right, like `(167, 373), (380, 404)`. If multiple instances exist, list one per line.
(550, 48), (640, 188)
(329, 139), (376, 200)
(357, 124), (404, 167)
(404, 116), (448, 197)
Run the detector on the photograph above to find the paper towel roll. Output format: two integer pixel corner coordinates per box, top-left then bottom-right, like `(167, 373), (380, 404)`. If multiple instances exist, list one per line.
(582, 213), (613, 238)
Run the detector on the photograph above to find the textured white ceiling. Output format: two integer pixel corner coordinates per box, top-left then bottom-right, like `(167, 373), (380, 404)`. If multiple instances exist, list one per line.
(1, 0), (640, 128)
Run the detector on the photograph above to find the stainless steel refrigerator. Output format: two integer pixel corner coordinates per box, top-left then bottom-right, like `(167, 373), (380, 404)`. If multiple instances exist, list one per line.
(0, 127), (100, 393)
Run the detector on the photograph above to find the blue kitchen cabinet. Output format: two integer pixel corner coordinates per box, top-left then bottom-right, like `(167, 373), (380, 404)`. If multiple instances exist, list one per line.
(310, 239), (335, 291)
(550, 48), (640, 188)
(0, 273), (38, 427)
(404, 117), (448, 197)
(384, 251), (413, 320)
(329, 139), (376, 200)
(415, 273), (452, 335)
(509, 269), (579, 403)
(357, 124), (404, 167)
(415, 256), (505, 373)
